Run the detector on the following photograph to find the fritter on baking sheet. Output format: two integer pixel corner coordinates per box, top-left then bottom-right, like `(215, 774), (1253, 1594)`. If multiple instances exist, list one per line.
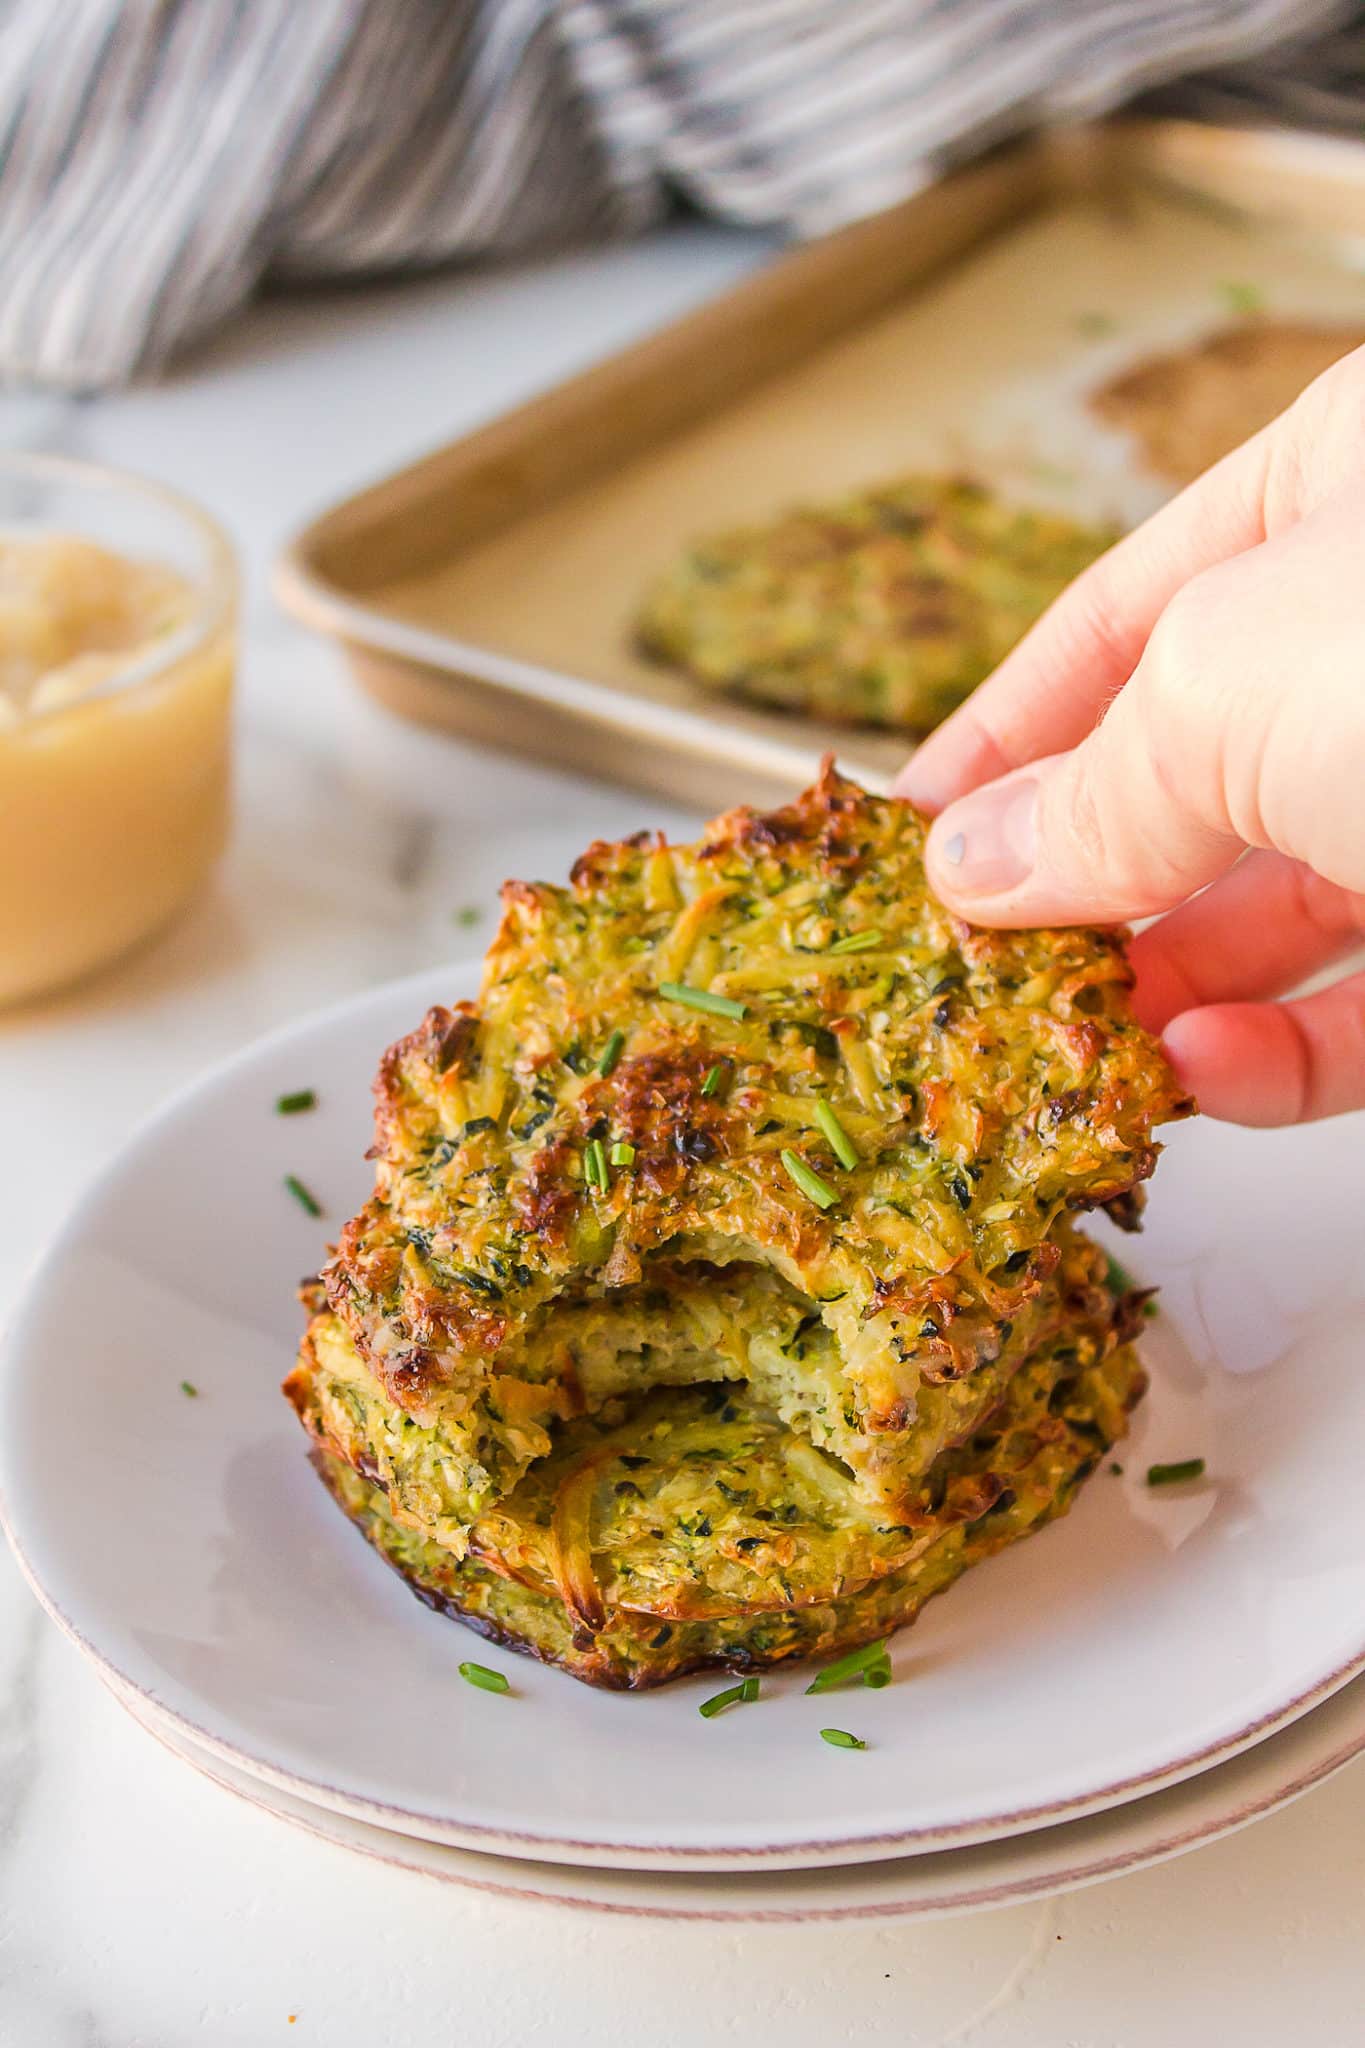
(311, 1328), (1145, 1690)
(287, 1222), (1113, 1554)
(1091, 321), (1365, 485)
(312, 766), (1188, 1540)
(634, 476), (1118, 731)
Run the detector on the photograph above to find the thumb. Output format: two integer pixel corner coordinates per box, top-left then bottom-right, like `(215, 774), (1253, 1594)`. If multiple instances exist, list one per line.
(921, 637), (1240, 926)
(920, 506), (1365, 929)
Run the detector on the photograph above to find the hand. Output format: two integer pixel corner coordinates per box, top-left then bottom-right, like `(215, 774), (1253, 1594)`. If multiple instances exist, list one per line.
(895, 345), (1365, 1126)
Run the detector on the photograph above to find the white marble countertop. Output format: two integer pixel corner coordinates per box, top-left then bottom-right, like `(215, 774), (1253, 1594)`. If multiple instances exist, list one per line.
(1, 226), (1362, 2047)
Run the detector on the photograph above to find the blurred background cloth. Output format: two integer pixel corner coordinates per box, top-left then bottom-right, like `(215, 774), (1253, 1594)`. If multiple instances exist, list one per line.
(1, 0), (1361, 391)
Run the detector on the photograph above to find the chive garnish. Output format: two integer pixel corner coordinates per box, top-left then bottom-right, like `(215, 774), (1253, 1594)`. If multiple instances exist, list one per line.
(781, 1149), (838, 1211)
(284, 1174), (322, 1217)
(701, 1063), (725, 1098)
(1103, 1252), (1137, 1295)
(1147, 1458), (1206, 1488)
(827, 929), (884, 956)
(658, 981), (747, 1021)
(819, 1728), (867, 1750)
(180, 1380), (198, 1398)
(814, 1099), (858, 1170)
(598, 1029), (625, 1078)
(459, 1661), (511, 1694)
(610, 1141), (635, 1166)
(584, 1138), (609, 1192)
(454, 906), (481, 928)
(1220, 280), (1263, 315)
(699, 1676), (760, 1718)
(1109, 1462), (1124, 1476)
(275, 1089), (317, 1116)
(806, 1640), (890, 1694)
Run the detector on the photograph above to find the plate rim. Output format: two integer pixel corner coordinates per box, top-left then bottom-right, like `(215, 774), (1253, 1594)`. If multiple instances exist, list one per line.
(4, 962), (1364, 1871)
(116, 1670), (1365, 1922)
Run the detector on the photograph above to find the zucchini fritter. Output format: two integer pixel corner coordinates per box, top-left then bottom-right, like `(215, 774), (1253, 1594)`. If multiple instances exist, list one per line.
(312, 1328), (1144, 1690)
(287, 1221), (1113, 1553)
(315, 766), (1188, 1539)
(635, 476), (1118, 731)
(1092, 322), (1365, 486)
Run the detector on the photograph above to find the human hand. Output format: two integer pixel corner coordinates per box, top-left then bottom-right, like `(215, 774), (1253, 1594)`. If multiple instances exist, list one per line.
(895, 345), (1365, 1126)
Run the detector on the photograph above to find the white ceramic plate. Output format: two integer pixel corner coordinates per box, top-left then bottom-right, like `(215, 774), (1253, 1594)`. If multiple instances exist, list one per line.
(2, 966), (1363, 1872)
(119, 1670), (1365, 1920)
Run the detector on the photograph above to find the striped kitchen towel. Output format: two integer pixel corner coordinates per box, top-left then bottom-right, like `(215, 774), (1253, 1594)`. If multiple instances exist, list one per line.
(0, 0), (1358, 391)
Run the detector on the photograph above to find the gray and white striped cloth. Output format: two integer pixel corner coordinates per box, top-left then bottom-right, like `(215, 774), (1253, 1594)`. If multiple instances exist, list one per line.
(0, 0), (1359, 391)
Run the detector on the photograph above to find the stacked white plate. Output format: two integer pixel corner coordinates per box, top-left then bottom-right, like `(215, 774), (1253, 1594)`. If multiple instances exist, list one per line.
(3, 965), (1363, 1920)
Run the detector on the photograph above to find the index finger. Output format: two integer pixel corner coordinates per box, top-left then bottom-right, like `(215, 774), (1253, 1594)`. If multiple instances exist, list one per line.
(895, 423), (1275, 813)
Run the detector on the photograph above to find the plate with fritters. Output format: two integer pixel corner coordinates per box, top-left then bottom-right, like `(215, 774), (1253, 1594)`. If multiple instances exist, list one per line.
(3, 787), (1364, 1871)
(635, 477), (1118, 731)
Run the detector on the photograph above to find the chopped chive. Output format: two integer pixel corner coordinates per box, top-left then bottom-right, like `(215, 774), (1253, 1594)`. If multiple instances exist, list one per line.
(699, 1676), (760, 1718)
(584, 1138), (609, 1192)
(861, 1667), (891, 1690)
(781, 1149), (838, 1211)
(1103, 1251), (1138, 1295)
(180, 1380), (199, 1398)
(610, 1141), (636, 1167)
(806, 1640), (890, 1694)
(1147, 1458), (1206, 1488)
(1220, 279), (1263, 315)
(454, 906), (481, 928)
(275, 1089), (317, 1116)
(598, 1029), (625, 1078)
(1109, 1462), (1124, 1476)
(658, 980), (748, 1021)
(700, 1062), (726, 1098)
(819, 1728), (867, 1750)
(284, 1174), (322, 1218)
(459, 1661), (511, 1694)
(826, 929), (884, 956)
(814, 1098), (859, 1170)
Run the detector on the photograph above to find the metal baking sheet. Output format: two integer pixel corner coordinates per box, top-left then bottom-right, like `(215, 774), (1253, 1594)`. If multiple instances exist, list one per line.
(277, 121), (1365, 811)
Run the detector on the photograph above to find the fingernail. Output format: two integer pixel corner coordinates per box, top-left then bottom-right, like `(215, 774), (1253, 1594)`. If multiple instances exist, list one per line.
(928, 779), (1038, 898)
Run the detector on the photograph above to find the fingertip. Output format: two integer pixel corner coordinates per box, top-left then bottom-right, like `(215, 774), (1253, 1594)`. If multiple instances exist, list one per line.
(1160, 1005), (1301, 1127)
(1127, 924), (1200, 1036)
(1156, 1008), (1210, 1098)
(894, 712), (1014, 815)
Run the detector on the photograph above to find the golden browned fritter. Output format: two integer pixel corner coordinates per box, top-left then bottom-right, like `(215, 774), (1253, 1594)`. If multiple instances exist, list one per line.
(302, 766), (1189, 1542)
(311, 1320), (1145, 1690)
(286, 1220), (1117, 1558)
(1092, 320), (1365, 484)
(635, 476), (1118, 731)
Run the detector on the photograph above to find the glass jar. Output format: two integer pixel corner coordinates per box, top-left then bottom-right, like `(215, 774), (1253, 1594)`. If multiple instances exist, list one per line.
(0, 453), (237, 1006)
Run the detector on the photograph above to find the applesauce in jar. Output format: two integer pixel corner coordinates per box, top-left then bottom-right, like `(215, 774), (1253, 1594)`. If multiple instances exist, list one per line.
(0, 456), (236, 1007)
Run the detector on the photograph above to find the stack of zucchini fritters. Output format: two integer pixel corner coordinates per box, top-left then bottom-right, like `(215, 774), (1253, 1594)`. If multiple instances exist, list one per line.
(285, 768), (1190, 1688)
